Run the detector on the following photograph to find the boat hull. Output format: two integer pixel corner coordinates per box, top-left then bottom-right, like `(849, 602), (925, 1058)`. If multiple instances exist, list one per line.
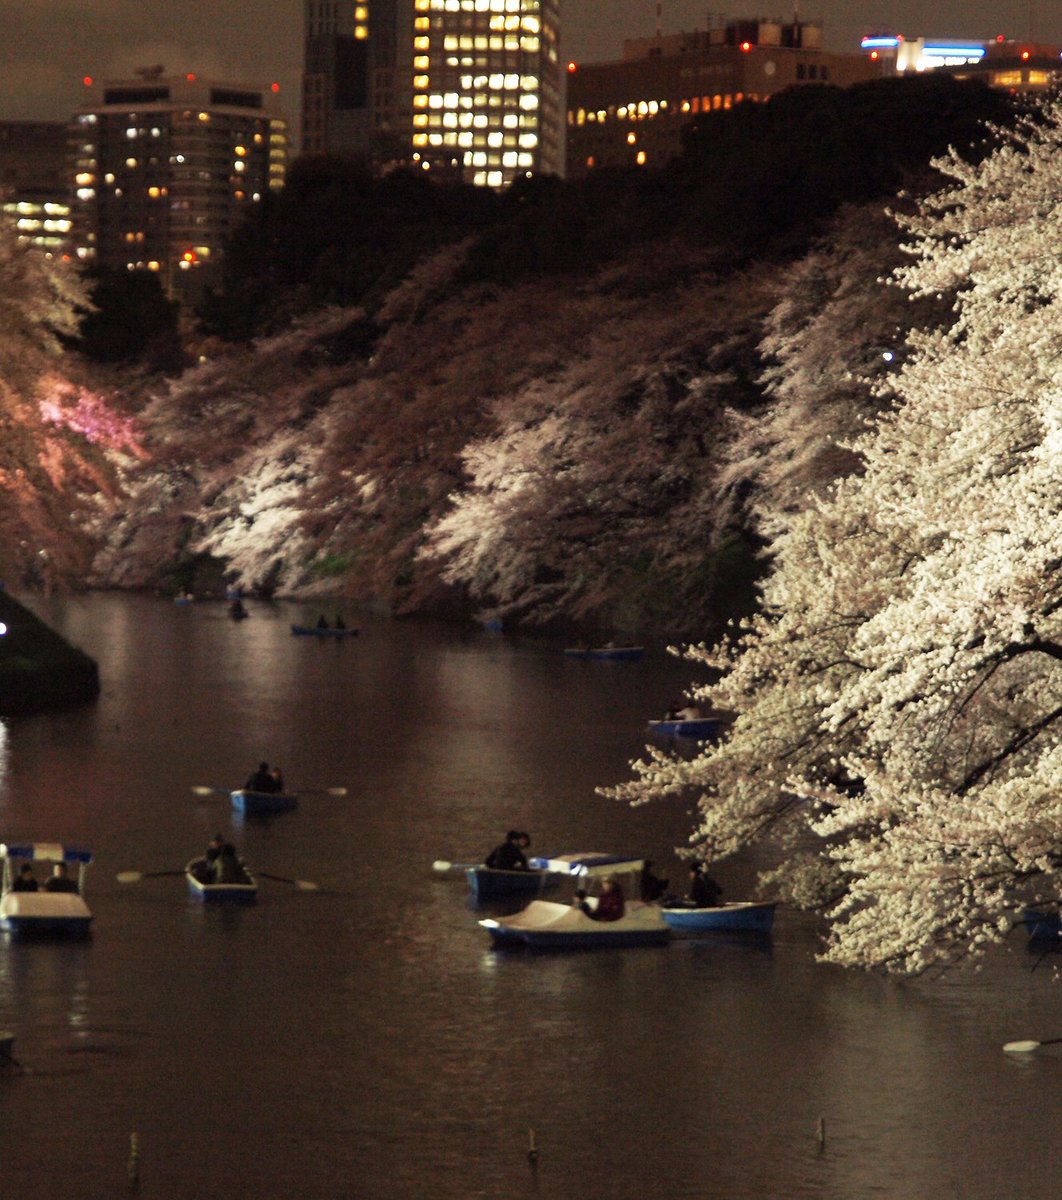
(231, 789), (298, 816)
(465, 866), (557, 903)
(0, 892), (93, 937)
(290, 625), (359, 638)
(186, 861), (257, 904)
(648, 718), (721, 739)
(481, 899), (671, 949)
(564, 646), (644, 661)
(1023, 908), (1060, 940)
(662, 901), (777, 933)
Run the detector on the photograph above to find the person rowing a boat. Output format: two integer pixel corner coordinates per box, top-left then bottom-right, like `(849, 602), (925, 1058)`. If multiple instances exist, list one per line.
(245, 762), (279, 793)
(213, 844), (252, 886)
(485, 830), (530, 871)
(688, 863), (722, 909)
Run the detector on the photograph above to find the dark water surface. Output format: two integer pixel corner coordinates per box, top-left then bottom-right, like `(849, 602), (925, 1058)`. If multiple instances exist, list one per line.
(2, 593), (1061, 1199)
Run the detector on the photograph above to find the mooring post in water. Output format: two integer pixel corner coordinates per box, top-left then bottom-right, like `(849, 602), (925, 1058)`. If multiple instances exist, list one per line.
(128, 1131), (140, 1191)
(816, 1116), (826, 1152)
(528, 1127), (539, 1167)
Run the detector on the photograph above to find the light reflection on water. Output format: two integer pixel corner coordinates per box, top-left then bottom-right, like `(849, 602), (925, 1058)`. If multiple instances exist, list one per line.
(0, 593), (1060, 1198)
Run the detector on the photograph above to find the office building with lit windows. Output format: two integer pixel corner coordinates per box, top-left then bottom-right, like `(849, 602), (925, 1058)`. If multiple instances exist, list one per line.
(0, 121), (72, 256)
(302, 0), (414, 167)
(410, 0), (562, 187)
(566, 18), (880, 177)
(71, 71), (289, 302)
(859, 34), (1062, 93)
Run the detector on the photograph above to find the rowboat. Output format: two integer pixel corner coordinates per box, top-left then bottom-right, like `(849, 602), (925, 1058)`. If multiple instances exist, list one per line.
(290, 625), (359, 638)
(0, 843), (94, 937)
(465, 865), (558, 903)
(648, 717), (721, 739)
(1022, 908), (1060, 940)
(231, 788), (298, 816)
(185, 858), (258, 904)
(563, 646), (644, 661)
(661, 901), (777, 933)
(480, 854), (671, 948)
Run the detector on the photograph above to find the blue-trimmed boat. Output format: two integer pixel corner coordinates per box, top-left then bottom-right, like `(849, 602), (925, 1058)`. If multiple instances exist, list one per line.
(465, 865), (558, 903)
(231, 788), (298, 816)
(662, 900), (777, 934)
(0, 843), (94, 936)
(1022, 908), (1060, 940)
(291, 625), (359, 638)
(185, 859), (258, 904)
(564, 646), (645, 662)
(648, 717), (721, 740)
(479, 854), (670, 949)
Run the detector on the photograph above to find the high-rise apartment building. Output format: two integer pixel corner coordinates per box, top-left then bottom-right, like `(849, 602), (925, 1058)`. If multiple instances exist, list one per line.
(71, 70), (289, 302)
(302, 0), (563, 187)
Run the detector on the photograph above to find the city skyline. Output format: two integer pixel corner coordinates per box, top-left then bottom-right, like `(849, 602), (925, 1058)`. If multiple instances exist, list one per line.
(4, 0), (1060, 127)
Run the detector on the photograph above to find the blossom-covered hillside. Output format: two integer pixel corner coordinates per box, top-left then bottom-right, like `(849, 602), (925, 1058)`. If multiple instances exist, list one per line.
(0, 222), (138, 589)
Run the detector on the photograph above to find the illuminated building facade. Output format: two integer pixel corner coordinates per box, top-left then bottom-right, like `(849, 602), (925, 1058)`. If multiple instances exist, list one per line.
(860, 34), (1062, 93)
(302, 0), (414, 167)
(566, 18), (881, 177)
(71, 71), (288, 302)
(411, 0), (562, 187)
(0, 121), (72, 256)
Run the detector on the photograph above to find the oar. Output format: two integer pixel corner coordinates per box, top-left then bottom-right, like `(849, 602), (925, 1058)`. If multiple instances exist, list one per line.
(256, 871), (320, 892)
(433, 860), (480, 874)
(1004, 1037), (1062, 1053)
(116, 870), (187, 883)
(191, 786), (347, 798)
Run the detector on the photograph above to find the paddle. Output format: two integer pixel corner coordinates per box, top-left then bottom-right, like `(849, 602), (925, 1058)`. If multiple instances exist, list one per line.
(191, 786), (348, 798)
(1004, 1037), (1062, 1053)
(116, 870), (186, 883)
(433, 860), (480, 874)
(256, 871), (320, 892)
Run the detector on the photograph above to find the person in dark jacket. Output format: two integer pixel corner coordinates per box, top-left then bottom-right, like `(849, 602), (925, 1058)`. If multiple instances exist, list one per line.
(44, 862), (79, 893)
(688, 863), (722, 908)
(11, 863), (38, 892)
(485, 830), (529, 871)
(213, 844), (250, 885)
(640, 860), (668, 902)
(245, 762), (276, 793)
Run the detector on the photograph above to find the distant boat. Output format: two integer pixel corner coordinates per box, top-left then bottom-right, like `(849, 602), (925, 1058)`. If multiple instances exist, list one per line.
(290, 624), (359, 638)
(185, 859), (257, 904)
(661, 901), (777, 934)
(1022, 908), (1060, 940)
(563, 645), (645, 662)
(231, 789), (298, 817)
(648, 717), (721, 739)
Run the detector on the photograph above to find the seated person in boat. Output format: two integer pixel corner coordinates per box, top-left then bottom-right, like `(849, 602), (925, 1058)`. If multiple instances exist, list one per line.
(245, 761), (278, 793)
(11, 864), (38, 892)
(193, 835), (224, 883)
(44, 862), (79, 893)
(485, 830), (530, 871)
(688, 863), (722, 909)
(270, 765), (285, 792)
(334, 614), (346, 629)
(585, 875), (625, 921)
(316, 614), (330, 629)
(640, 860), (668, 902)
(213, 844), (252, 886)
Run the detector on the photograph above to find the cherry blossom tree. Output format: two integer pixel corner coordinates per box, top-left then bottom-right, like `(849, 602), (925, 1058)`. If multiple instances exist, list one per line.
(608, 98), (1062, 975)
(0, 218), (135, 587)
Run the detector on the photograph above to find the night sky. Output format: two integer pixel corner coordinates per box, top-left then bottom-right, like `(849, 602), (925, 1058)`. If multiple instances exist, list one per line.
(4, 0), (1060, 130)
